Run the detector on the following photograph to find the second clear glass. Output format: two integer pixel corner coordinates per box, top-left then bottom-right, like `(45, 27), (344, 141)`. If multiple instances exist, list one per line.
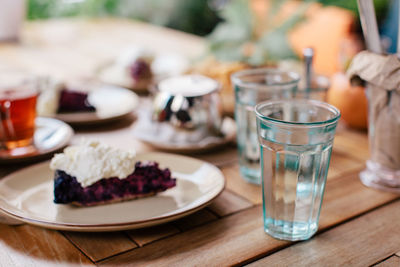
(231, 69), (330, 184)
(231, 69), (300, 184)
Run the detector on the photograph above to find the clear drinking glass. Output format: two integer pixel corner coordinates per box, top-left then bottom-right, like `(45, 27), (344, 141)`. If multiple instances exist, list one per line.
(231, 69), (300, 184)
(255, 99), (340, 241)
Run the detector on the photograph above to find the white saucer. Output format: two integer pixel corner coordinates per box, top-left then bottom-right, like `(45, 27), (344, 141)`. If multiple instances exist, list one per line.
(0, 117), (74, 163)
(132, 107), (236, 153)
(0, 152), (225, 231)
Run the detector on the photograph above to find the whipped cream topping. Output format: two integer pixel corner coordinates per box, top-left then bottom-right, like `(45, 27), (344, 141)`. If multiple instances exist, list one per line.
(50, 141), (137, 187)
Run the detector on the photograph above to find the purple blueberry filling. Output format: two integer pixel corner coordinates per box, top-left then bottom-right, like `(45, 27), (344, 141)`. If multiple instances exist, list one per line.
(57, 89), (96, 113)
(129, 59), (152, 82)
(54, 161), (176, 205)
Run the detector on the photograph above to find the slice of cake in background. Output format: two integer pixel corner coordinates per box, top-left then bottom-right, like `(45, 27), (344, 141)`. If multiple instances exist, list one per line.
(50, 141), (176, 206)
(98, 47), (154, 91)
(57, 87), (96, 113)
(37, 78), (96, 116)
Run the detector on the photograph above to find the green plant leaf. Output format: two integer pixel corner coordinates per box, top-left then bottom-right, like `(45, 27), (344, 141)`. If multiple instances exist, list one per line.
(247, 44), (268, 66)
(209, 42), (245, 62)
(208, 22), (251, 44)
(206, 0), (311, 64)
(219, 0), (253, 28)
(257, 29), (298, 62)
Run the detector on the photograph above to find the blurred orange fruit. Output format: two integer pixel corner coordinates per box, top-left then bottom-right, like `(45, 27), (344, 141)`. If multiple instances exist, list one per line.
(327, 72), (368, 130)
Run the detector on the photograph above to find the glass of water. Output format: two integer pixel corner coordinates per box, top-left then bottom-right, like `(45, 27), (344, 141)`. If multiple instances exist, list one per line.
(255, 99), (340, 241)
(231, 69), (300, 184)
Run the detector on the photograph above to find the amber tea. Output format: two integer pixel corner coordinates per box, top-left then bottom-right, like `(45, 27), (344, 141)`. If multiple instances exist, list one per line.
(0, 76), (38, 150)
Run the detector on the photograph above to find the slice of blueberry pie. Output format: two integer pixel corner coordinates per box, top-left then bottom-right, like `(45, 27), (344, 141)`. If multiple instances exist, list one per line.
(37, 79), (96, 116)
(50, 141), (176, 206)
(57, 87), (96, 113)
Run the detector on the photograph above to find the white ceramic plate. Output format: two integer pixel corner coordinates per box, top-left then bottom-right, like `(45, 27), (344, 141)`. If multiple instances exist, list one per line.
(56, 85), (139, 125)
(0, 117), (73, 163)
(0, 152), (225, 231)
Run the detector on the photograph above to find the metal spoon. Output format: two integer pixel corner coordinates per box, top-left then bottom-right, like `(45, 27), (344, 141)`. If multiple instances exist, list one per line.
(303, 47), (314, 99)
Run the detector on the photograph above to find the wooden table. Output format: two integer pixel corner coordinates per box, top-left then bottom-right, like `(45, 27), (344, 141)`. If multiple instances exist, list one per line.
(1, 19), (399, 267)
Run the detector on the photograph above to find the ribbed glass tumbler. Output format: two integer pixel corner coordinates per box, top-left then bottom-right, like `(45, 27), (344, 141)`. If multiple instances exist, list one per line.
(255, 99), (340, 241)
(231, 69), (300, 184)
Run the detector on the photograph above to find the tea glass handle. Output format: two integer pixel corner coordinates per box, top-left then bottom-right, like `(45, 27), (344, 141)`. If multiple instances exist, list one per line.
(0, 100), (16, 148)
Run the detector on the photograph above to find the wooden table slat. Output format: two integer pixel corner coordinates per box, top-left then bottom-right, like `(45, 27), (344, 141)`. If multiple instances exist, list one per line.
(0, 225), (93, 266)
(99, 206), (280, 267)
(374, 255), (400, 267)
(333, 128), (369, 162)
(319, 170), (399, 229)
(172, 209), (218, 232)
(249, 200), (400, 267)
(223, 164), (263, 204)
(63, 231), (137, 262)
(328, 151), (365, 179)
(127, 224), (180, 247)
(194, 145), (238, 167)
(208, 189), (254, 217)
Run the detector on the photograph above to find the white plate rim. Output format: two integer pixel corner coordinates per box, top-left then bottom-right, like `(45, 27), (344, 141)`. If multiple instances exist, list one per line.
(0, 152), (225, 231)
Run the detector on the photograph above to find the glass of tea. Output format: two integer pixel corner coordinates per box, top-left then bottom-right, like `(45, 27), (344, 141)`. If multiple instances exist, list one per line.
(0, 71), (38, 151)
